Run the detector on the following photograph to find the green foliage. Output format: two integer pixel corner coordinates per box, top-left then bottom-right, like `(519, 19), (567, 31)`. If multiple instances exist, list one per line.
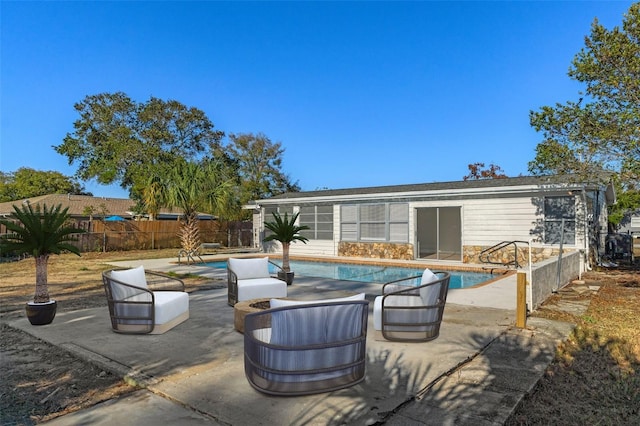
(0, 203), (84, 258)
(263, 212), (309, 245)
(0, 203), (85, 303)
(144, 159), (234, 219)
(55, 92), (224, 199)
(608, 185), (640, 227)
(528, 3), (640, 222)
(0, 168), (87, 202)
(225, 132), (301, 207)
(142, 159), (234, 252)
(263, 212), (309, 272)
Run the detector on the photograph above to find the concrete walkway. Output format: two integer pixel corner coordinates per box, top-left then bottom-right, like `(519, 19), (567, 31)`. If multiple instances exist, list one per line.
(7, 258), (588, 425)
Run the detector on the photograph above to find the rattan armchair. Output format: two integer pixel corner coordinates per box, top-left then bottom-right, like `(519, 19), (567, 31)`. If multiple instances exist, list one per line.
(244, 294), (369, 396)
(102, 266), (189, 334)
(373, 269), (451, 342)
(227, 257), (287, 306)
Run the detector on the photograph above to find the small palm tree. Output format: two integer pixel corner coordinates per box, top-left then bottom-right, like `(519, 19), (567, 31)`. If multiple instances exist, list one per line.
(263, 212), (309, 273)
(0, 203), (85, 303)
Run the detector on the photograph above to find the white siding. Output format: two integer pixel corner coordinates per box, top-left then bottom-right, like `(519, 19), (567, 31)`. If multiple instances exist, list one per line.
(410, 197), (563, 247)
(463, 198), (545, 246)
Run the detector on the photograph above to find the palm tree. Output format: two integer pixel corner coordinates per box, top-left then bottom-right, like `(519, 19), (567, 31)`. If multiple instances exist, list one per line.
(143, 159), (233, 255)
(0, 203), (84, 303)
(263, 212), (309, 273)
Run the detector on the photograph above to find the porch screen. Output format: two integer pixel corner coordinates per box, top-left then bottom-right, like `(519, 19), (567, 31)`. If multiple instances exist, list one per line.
(544, 196), (576, 245)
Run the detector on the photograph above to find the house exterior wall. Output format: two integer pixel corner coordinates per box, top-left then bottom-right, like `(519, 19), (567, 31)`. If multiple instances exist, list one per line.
(254, 178), (612, 271)
(280, 192), (588, 264)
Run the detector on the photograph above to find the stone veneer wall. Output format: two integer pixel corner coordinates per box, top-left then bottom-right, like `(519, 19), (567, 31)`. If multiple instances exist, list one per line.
(463, 245), (571, 266)
(338, 242), (414, 260)
(338, 241), (573, 265)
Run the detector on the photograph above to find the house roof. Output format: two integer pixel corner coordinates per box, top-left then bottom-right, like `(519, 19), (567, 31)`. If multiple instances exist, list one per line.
(0, 194), (213, 219)
(256, 175), (615, 205)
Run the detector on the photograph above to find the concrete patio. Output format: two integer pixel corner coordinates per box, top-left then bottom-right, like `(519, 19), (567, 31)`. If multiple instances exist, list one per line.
(7, 258), (579, 425)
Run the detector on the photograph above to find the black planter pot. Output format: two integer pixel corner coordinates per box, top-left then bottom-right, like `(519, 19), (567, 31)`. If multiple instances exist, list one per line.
(278, 271), (295, 286)
(25, 300), (57, 325)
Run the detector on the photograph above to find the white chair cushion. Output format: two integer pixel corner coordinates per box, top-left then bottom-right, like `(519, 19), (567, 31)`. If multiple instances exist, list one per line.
(152, 291), (189, 325)
(109, 266), (148, 300)
(111, 265), (148, 288)
(126, 291), (189, 325)
(237, 278), (287, 301)
(229, 257), (270, 280)
(419, 269), (442, 306)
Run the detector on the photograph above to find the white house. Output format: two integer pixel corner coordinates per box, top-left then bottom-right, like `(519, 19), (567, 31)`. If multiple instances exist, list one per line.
(250, 175), (616, 272)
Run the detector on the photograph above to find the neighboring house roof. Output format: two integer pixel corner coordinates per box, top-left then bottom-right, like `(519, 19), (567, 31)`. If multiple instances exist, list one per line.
(256, 175), (616, 205)
(0, 194), (214, 220)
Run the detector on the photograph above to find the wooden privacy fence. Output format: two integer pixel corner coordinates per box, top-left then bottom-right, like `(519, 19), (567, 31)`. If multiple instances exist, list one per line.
(0, 219), (253, 253)
(77, 220), (254, 252)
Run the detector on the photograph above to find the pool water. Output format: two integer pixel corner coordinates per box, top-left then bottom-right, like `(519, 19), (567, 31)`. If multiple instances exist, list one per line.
(205, 260), (494, 289)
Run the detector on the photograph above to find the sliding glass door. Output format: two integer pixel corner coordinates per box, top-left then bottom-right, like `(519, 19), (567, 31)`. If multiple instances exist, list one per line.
(416, 207), (461, 261)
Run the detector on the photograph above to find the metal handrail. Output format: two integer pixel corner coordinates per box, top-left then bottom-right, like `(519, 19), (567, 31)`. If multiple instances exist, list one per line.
(479, 240), (529, 269)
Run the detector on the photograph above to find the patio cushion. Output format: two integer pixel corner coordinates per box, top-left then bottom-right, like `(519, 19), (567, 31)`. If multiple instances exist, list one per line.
(109, 266), (148, 300)
(418, 268), (441, 305)
(237, 277), (287, 301)
(269, 293), (365, 346)
(114, 291), (188, 325)
(229, 257), (270, 280)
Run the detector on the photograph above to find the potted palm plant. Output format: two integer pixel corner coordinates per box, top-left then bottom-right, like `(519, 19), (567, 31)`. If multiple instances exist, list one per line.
(263, 212), (309, 285)
(0, 203), (85, 325)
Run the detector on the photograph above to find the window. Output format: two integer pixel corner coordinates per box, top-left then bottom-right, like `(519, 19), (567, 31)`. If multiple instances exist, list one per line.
(389, 203), (409, 242)
(360, 204), (385, 240)
(340, 203), (409, 242)
(263, 206), (294, 238)
(299, 205), (333, 240)
(544, 196), (576, 244)
(340, 205), (357, 241)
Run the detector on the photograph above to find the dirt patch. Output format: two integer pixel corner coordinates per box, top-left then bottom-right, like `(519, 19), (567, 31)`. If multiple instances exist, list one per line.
(0, 323), (134, 425)
(506, 265), (640, 425)
(0, 249), (225, 425)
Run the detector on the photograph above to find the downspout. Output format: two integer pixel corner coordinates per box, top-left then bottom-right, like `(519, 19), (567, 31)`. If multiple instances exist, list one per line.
(582, 186), (592, 272)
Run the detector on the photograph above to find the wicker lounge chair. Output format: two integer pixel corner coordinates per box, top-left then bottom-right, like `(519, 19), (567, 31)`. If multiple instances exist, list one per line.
(244, 294), (369, 396)
(227, 257), (287, 306)
(373, 269), (451, 342)
(102, 266), (189, 334)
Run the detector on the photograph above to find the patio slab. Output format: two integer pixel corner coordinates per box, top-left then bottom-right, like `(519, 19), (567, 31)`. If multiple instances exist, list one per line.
(6, 259), (577, 425)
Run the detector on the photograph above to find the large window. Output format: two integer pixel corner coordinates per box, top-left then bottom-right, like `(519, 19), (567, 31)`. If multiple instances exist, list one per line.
(263, 205), (294, 238)
(340, 203), (409, 242)
(544, 196), (576, 244)
(299, 205), (333, 240)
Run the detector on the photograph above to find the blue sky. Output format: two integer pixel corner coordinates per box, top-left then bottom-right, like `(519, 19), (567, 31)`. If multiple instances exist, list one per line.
(1, 1), (634, 199)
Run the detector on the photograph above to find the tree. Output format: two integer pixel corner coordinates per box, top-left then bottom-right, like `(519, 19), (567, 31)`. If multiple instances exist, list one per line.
(225, 132), (300, 207)
(528, 3), (640, 224)
(0, 168), (88, 202)
(463, 163), (508, 181)
(0, 203), (84, 304)
(143, 159), (233, 254)
(55, 92), (224, 199)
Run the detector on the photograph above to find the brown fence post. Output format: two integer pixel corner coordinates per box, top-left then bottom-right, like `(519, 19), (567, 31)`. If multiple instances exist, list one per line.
(516, 271), (527, 328)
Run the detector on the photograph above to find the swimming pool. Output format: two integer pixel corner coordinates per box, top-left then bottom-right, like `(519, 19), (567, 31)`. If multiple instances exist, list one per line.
(205, 260), (494, 289)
